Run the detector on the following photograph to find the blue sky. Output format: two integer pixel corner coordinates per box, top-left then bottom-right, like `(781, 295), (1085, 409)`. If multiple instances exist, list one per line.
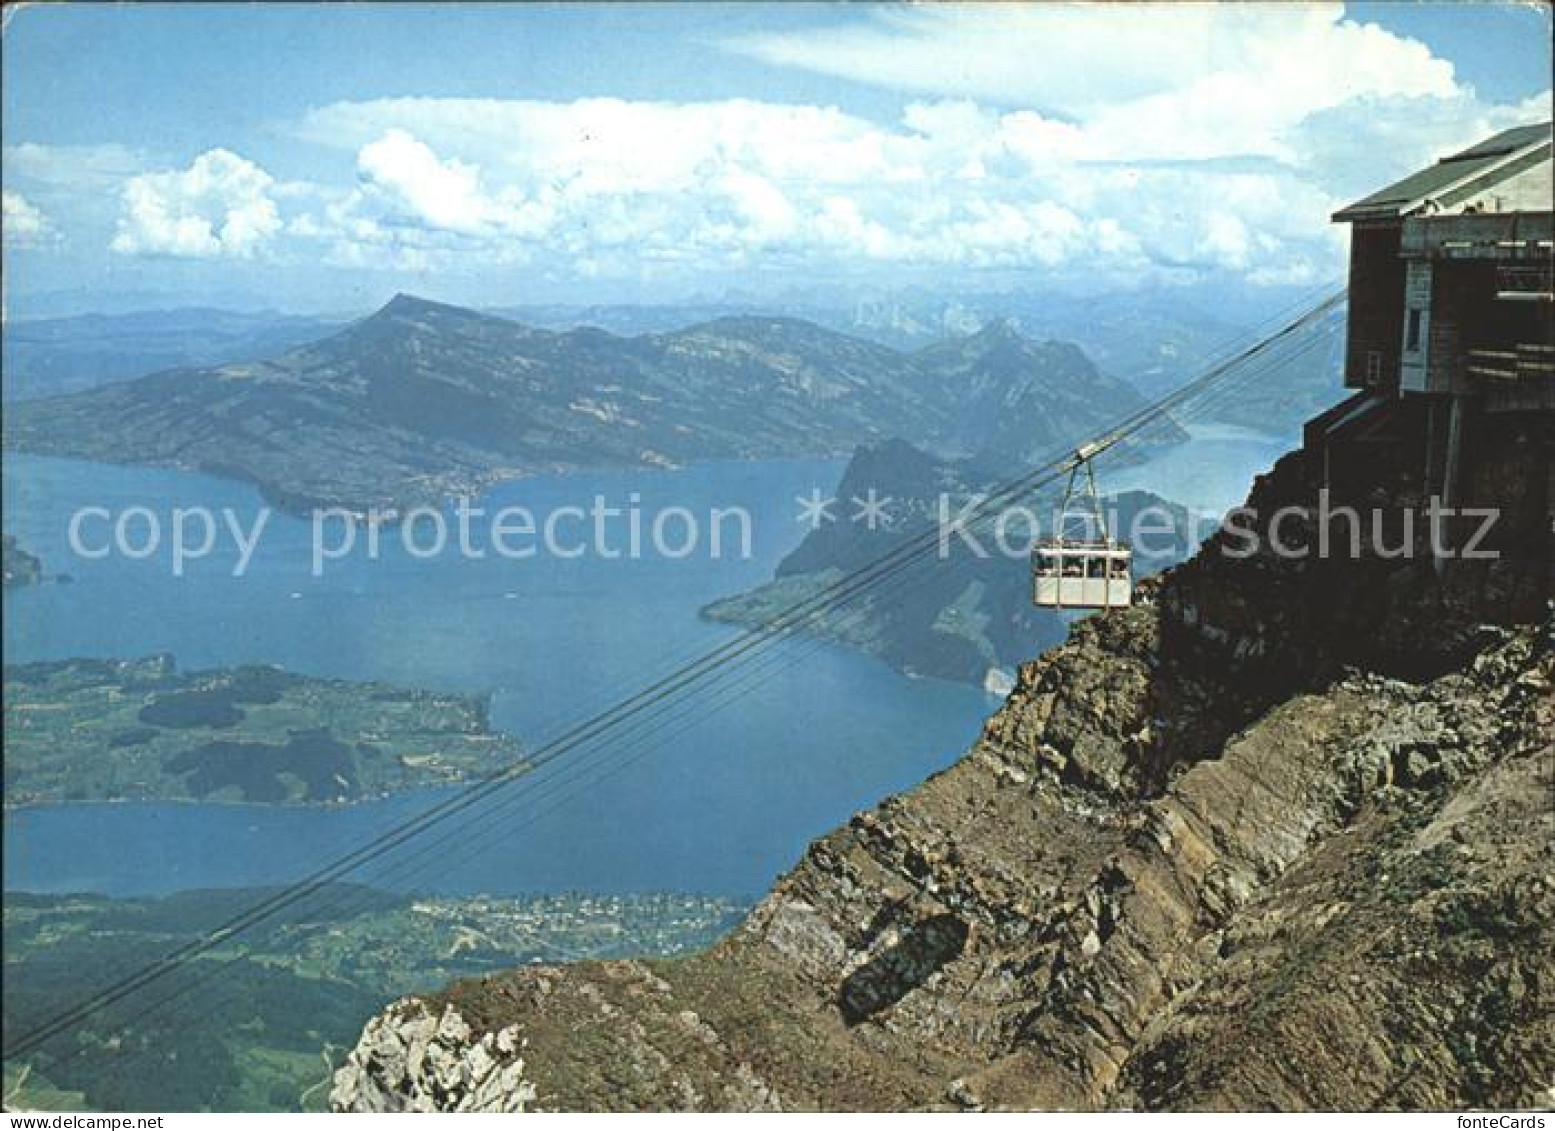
(2, 2), (1550, 316)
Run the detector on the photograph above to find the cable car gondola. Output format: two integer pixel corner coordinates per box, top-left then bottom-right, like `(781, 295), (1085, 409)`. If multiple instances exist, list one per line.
(1032, 445), (1133, 610)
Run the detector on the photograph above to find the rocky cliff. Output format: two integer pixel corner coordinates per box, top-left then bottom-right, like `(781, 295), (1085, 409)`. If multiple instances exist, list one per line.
(333, 416), (1552, 1112)
(2, 535), (43, 588)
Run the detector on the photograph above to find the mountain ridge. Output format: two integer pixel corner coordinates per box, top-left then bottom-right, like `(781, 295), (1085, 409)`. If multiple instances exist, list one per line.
(3, 296), (1175, 514)
(331, 396), (1553, 1111)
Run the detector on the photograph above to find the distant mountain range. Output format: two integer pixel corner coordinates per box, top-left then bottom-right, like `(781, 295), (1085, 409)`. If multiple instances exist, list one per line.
(915, 323), (1143, 466)
(505, 291), (1349, 438)
(3, 295), (1176, 513)
(2, 308), (348, 401)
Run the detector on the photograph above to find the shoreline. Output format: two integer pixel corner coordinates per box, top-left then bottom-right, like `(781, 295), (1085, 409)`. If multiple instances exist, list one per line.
(1, 448), (865, 524)
(1, 780), (464, 814)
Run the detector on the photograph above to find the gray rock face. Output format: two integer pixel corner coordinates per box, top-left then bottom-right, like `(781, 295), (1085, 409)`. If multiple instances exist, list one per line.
(333, 610), (1550, 1111)
(330, 1001), (536, 1113)
(333, 438), (1552, 1112)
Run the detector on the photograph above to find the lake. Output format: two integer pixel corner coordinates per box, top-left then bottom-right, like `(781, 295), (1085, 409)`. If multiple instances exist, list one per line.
(1110, 422), (1290, 517)
(2, 424), (1285, 899)
(3, 454), (994, 898)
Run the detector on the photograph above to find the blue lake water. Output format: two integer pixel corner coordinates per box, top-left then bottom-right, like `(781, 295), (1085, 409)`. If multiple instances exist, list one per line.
(3, 454), (991, 898)
(2, 424), (1286, 900)
(1110, 423), (1290, 517)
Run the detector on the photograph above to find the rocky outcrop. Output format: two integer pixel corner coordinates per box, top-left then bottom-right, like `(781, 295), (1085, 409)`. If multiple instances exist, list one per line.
(703, 438), (1208, 685)
(334, 433), (1552, 1112)
(2, 534), (43, 588)
(330, 1001), (536, 1112)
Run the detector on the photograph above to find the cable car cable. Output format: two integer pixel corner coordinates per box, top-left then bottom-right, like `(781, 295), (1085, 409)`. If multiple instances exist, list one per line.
(2, 289), (1344, 1062)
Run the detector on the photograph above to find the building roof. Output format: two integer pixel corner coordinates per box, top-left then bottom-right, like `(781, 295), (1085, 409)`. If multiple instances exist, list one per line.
(1449, 122), (1551, 160)
(1332, 121), (1552, 223)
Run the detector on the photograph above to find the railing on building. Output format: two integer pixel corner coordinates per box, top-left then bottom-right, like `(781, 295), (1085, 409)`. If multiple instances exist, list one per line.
(1465, 343), (1555, 381)
(1496, 264), (1555, 301)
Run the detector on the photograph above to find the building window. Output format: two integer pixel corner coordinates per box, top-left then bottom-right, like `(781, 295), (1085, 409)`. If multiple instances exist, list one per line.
(1406, 308), (1423, 352)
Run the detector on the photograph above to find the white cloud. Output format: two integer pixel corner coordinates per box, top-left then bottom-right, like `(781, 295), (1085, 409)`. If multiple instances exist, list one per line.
(711, 5), (1546, 202)
(712, 169), (799, 247)
(111, 149), (281, 258)
(3, 142), (147, 192)
(1287, 89), (1554, 199)
(279, 73), (1539, 291)
(357, 129), (518, 235)
(300, 97), (912, 193)
(3, 190), (50, 246)
(721, 5), (1456, 153)
(20, 2), (1533, 295)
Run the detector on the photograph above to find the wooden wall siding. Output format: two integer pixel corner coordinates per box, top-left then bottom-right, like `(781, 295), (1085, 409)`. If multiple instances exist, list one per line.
(1344, 224), (1405, 391)
(1425, 264), (1471, 396)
